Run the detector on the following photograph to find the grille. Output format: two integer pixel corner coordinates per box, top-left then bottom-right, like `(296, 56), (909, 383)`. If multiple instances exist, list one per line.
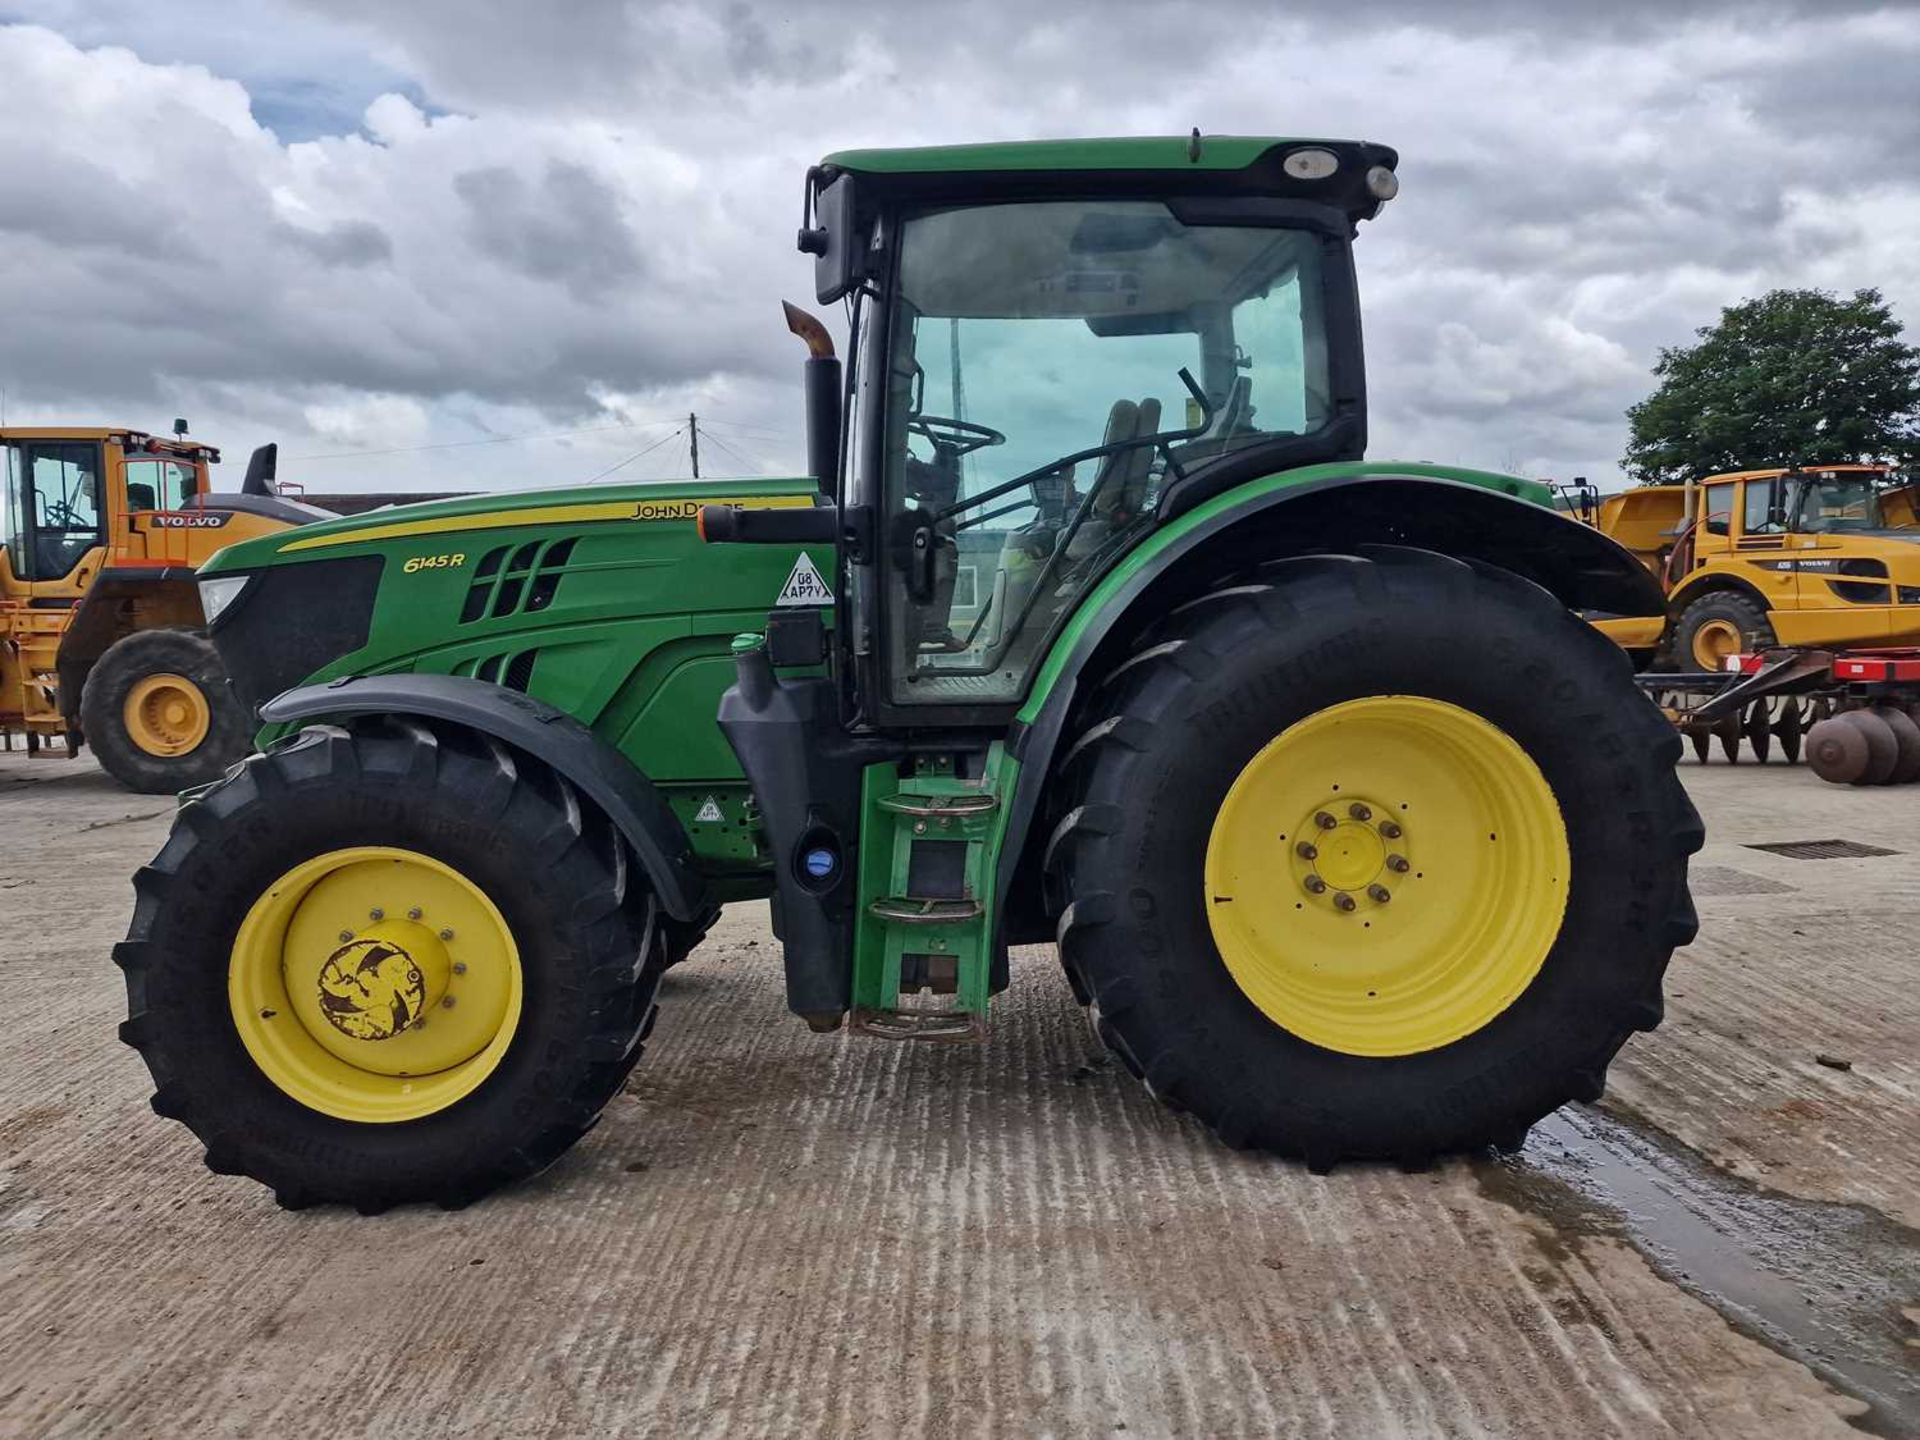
(1743, 839), (1898, 860)
(460, 649), (538, 693)
(458, 537), (576, 623)
(215, 555), (383, 718)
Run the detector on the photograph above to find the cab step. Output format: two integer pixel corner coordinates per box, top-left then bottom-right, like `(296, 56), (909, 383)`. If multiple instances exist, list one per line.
(850, 752), (1009, 1043)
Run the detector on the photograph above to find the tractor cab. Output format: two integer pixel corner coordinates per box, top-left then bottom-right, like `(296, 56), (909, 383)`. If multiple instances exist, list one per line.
(802, 137), (1395, 726)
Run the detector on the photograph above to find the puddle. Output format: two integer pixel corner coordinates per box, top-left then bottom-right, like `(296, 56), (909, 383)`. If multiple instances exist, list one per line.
(1478, 1104), (1920, 1437)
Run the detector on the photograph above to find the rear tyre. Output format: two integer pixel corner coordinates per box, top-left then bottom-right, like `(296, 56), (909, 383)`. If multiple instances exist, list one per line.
(1047, 548), (1701, 1167)
(1673, 591), (1774, 673)
(80, 628), (250, 793)
(116, 718), (664, 1210)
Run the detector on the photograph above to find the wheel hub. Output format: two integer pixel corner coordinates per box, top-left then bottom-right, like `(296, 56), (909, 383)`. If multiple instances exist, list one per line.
(1692, 618), (1741, 670)
(1204, 695), (1570, 1057)
(315, 919), (452, 1043)
(1292, 802), (1404, 906)
(122, 672), (210, 756)
(228, 847), (522, 1121)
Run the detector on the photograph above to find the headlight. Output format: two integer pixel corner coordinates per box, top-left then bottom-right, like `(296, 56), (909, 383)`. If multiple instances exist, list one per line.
(197, 574), (251, 627)
(1366, 165), (1400, 201)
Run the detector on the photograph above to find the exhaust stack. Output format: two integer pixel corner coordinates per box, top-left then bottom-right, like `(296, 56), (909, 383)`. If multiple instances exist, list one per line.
(783, 302), (841, 497)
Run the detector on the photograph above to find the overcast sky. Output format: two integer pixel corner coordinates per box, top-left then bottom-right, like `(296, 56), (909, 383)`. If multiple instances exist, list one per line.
(0, 1), (1915, 493)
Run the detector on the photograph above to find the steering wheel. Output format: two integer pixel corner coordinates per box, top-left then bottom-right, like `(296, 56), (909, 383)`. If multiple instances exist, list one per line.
(907, 413), (1005, 458)
(44, 500), (85, 528)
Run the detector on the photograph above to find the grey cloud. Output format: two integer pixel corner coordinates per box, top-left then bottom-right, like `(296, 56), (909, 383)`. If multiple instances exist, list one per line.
(0, 2), (1916, 492)
(275, 217), (393, 265)
(452, 161), (645, 300)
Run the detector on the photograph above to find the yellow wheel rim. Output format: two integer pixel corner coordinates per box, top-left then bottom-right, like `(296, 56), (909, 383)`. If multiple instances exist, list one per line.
(228, 847), (523, 1123)
(1203, 696), (1569, 1057)
(1690, 618), (1743, 670)
(123, 672), (210, 756)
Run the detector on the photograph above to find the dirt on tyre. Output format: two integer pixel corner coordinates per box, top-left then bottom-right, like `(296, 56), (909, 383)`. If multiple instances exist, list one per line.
(1046, 546), (1701, 1169)
(116, 717), (666, 1211)
(1673, 591), (1774, 673)
(80, 628), (251, 793)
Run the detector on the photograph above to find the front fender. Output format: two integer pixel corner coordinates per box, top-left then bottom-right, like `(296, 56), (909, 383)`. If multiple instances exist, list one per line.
(259, 672), (709, 923)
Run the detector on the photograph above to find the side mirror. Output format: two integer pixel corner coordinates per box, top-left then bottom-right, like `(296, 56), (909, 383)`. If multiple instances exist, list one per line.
(809, 174), (864, 305)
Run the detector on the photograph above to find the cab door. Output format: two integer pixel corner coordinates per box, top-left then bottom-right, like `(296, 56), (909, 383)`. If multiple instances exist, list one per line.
(5, 440), (106, 598)
(1732, 475), (1799, 616)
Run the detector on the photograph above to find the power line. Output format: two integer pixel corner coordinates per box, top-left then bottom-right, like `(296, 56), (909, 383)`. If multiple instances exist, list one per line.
(698, 418), (786, 442)
(583, 426), (686, 484)
(291, 418), (679, 461)
(698, 431), (762, 474)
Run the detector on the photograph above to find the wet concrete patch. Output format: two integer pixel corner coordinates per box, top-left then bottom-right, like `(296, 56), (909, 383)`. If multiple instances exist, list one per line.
(1479, 1103), (1920, 1437)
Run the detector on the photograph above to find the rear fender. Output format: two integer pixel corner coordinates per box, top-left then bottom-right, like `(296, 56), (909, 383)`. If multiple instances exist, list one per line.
(259, 672), (709, 923)
(997, 472), (1665, 936)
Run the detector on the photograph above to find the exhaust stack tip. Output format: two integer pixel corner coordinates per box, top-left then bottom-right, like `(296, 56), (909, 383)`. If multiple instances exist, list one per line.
(782, 301), (836, 360)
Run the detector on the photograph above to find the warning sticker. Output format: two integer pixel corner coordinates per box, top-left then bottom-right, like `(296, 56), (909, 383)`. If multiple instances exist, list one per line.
(776, 553), (833, 607)
(694, 796), (725, 823)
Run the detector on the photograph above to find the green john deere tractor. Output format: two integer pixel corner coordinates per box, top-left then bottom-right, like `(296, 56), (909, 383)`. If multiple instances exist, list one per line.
(118, 136), (1701, 1210)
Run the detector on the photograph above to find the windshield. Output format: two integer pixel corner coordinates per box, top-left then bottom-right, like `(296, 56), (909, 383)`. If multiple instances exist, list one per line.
(1791, 473), (1886, 532)
(882, 199), (1331, 705)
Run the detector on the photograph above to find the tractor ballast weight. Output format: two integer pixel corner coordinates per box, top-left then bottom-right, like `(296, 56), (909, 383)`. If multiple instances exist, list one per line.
(120, 137), (1700, 1210)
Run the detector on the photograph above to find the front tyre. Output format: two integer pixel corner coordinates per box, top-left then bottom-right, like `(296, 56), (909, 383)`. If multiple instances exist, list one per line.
(1048, 548), (1701, 1169)
(1674, 591), (1774, 672)
(80, 628), (250, 793)
(116, 718), (664, 1211)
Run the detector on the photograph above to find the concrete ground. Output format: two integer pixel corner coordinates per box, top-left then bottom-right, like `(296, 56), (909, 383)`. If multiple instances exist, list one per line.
(1, 746), (1915, 1438)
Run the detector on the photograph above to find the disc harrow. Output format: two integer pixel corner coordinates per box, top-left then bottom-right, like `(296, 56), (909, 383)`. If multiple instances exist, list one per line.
(1638, 649), (1920, 784)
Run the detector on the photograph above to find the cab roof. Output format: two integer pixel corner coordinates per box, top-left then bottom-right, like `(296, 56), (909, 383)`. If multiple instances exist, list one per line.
(823, 136), (1369, 174)
(1699, 463), (1893, 486)
(0, 426), (218, 459)
(818, 135), (1400, 223)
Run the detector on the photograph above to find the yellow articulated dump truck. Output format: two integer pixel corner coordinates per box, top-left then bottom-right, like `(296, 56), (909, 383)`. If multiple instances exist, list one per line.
(2, 427), (325, 791)
(1583, 464), (1920, 670)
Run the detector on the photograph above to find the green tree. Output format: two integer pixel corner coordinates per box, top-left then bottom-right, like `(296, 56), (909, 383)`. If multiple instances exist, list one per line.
(1623, 288), (1920, 484)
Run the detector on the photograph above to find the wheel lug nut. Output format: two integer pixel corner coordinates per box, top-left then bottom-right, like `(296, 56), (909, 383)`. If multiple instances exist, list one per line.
(453, 962), (467, 975)
(441, 996), (456, 1009)
(1303, 875), (1327, 894)
(1314, 811), (1337, 830)
(1348, 802), (1371, 821)
(1381, 821), (1403, 839)
(1386, 855), (1410, 873)
(1368, 884), (1391, 904)
(337, 930), (354, 943)
(368, 908), (384, 921)
(1295, 841), (1318, 860)
(439, 928), (455, 941)
(1333, 892), (1357, 912)
(407, 907), (423, 921)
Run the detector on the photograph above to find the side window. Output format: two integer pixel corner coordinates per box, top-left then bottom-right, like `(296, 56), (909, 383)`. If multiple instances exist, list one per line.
(1703, 485), (1732, 536)
(161, 460), (198, 509)
(1742, 479), (1784, 536)
(2, 446), (23, 578)
(122, 459), (163, 512)
(123, 459), (196, 512)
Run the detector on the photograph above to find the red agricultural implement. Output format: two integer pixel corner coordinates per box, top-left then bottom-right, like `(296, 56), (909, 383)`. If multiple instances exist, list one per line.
(1639, 649), (1920, 784)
